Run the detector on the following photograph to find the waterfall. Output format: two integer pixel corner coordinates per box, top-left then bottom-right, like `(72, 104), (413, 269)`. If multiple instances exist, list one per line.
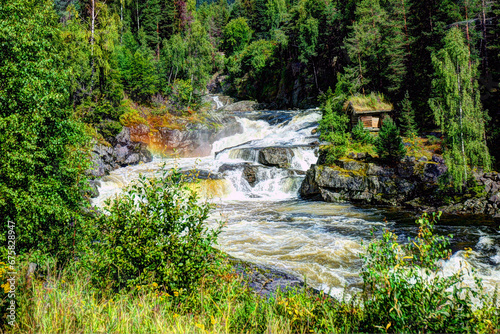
(91, 107), (500, 299)
(212, 95), (224, 110)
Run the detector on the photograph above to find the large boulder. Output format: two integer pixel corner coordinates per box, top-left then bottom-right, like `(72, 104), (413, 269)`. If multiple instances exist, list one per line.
(153, 118), (243, 157)
(221, 100), (259, 112)
(258, 147), (295, 168)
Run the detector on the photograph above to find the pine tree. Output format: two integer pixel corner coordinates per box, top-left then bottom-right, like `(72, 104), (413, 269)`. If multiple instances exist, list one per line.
(345, 0), (408, 97)
(399, 90), (418, 137)
(345, 0), (387, 94)
(318, 96), (350, 162)
(429, 27), (491, 190)
(141, 0), (163, 57)
(380, 0), (409, 96)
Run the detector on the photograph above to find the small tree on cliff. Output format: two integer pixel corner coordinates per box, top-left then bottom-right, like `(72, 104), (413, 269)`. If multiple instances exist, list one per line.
(318, 88), (350, 163)
(429, 27), (491, 190)
(376, 117), (406, 163)
(399, 90), (418, 138)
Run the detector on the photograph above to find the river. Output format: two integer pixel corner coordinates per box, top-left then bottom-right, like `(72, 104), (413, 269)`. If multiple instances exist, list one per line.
(92, 108), (500, 298)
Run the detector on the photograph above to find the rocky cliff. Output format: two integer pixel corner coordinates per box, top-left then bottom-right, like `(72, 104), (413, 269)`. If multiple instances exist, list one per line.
(300, 153), (500, 218)
(127, 115), (243, 158)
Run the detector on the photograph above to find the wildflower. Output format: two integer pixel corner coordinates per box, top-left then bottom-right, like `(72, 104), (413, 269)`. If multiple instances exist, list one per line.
(2, 282), (10, 294)
(174, 291), (179, 297)
(152, 282), (158, 288)
(173, 313), (180, 319)
(195, 323), (205, 330)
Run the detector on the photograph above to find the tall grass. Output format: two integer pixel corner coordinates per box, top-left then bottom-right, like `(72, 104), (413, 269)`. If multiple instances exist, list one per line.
(345, 92), (393, 111)
(10, 258), (358, 334)
(9, 251), (500, 334)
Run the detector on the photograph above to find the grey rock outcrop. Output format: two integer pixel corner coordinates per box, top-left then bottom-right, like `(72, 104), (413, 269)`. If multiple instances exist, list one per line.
(88, 128), (153, 179)
(221, 100), (259, 112)
(300, 156), (500, 217)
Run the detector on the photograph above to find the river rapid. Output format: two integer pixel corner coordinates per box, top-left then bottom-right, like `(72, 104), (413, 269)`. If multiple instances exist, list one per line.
(92, 108), (500, 298)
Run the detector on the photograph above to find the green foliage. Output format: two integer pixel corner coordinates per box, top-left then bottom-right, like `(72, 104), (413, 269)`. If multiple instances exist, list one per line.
(429, 27), (491, 190)
(427, 134), (441, 145)
(361, 212), (481, 333)
(297, 16), (319, 63)
(11, 212), (500, 333)
(318, 93), (350, 163)
(84, 168), (223, 292)
(0, 0), (90, 259)
(376, 117), (406, 163)
(223, 17), (253, 55)
(97, 120), (123, 140)
(351, 121), (373, 145)
(398, 90), (418, 137)
(128, 47), (158, 104)
(226, 39), (277, 99)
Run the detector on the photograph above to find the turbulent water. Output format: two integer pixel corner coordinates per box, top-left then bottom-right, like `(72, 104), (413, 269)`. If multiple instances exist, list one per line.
(92, 108), (500, 298)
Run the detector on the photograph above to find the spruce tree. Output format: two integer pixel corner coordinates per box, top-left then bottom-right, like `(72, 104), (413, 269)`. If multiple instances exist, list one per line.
(399, 90), (418, 137)
(344, 0), (386, 93)
(429, 27), (491, 190)
(141, 0), (163, 57)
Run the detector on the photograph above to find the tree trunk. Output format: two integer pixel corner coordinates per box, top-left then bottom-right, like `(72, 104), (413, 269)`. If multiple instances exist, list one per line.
(120, 1), (123, 44)
(481, 0), (489, 75)
(457, 63), (467, 183)
(136, 0), (140, 32)
(90, 0), (95, 95)
(157, 21), (160, 61)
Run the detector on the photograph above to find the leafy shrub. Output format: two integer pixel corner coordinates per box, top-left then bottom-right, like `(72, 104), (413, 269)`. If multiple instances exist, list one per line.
(97, 120), (123, 140)
(119, 110), (147, 127)
(223, 17), (253, 55)
(427, 134), (442, 145)
(84, 168), (223, 292)
(351, 120), (373, 145)
(376, 117), (406, 163)
(361, 212), (482, 333)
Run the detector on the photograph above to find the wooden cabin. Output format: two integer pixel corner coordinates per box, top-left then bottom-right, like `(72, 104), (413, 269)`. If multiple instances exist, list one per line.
(344, 100), (392, 132)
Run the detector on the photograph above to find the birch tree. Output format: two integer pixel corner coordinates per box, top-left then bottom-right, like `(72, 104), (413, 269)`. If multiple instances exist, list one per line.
(429, 27), (491, 190)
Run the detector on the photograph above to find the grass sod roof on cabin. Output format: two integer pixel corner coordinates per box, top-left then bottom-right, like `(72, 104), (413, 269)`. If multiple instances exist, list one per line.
(343, 94), (393, 114)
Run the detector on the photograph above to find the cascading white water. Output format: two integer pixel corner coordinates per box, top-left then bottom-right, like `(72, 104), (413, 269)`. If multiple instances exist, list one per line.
(92, 108), (500, 299)
(212, 95), (224, 109)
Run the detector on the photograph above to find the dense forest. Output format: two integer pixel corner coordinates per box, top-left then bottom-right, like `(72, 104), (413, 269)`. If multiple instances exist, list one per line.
(20, 0), (500, 160)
